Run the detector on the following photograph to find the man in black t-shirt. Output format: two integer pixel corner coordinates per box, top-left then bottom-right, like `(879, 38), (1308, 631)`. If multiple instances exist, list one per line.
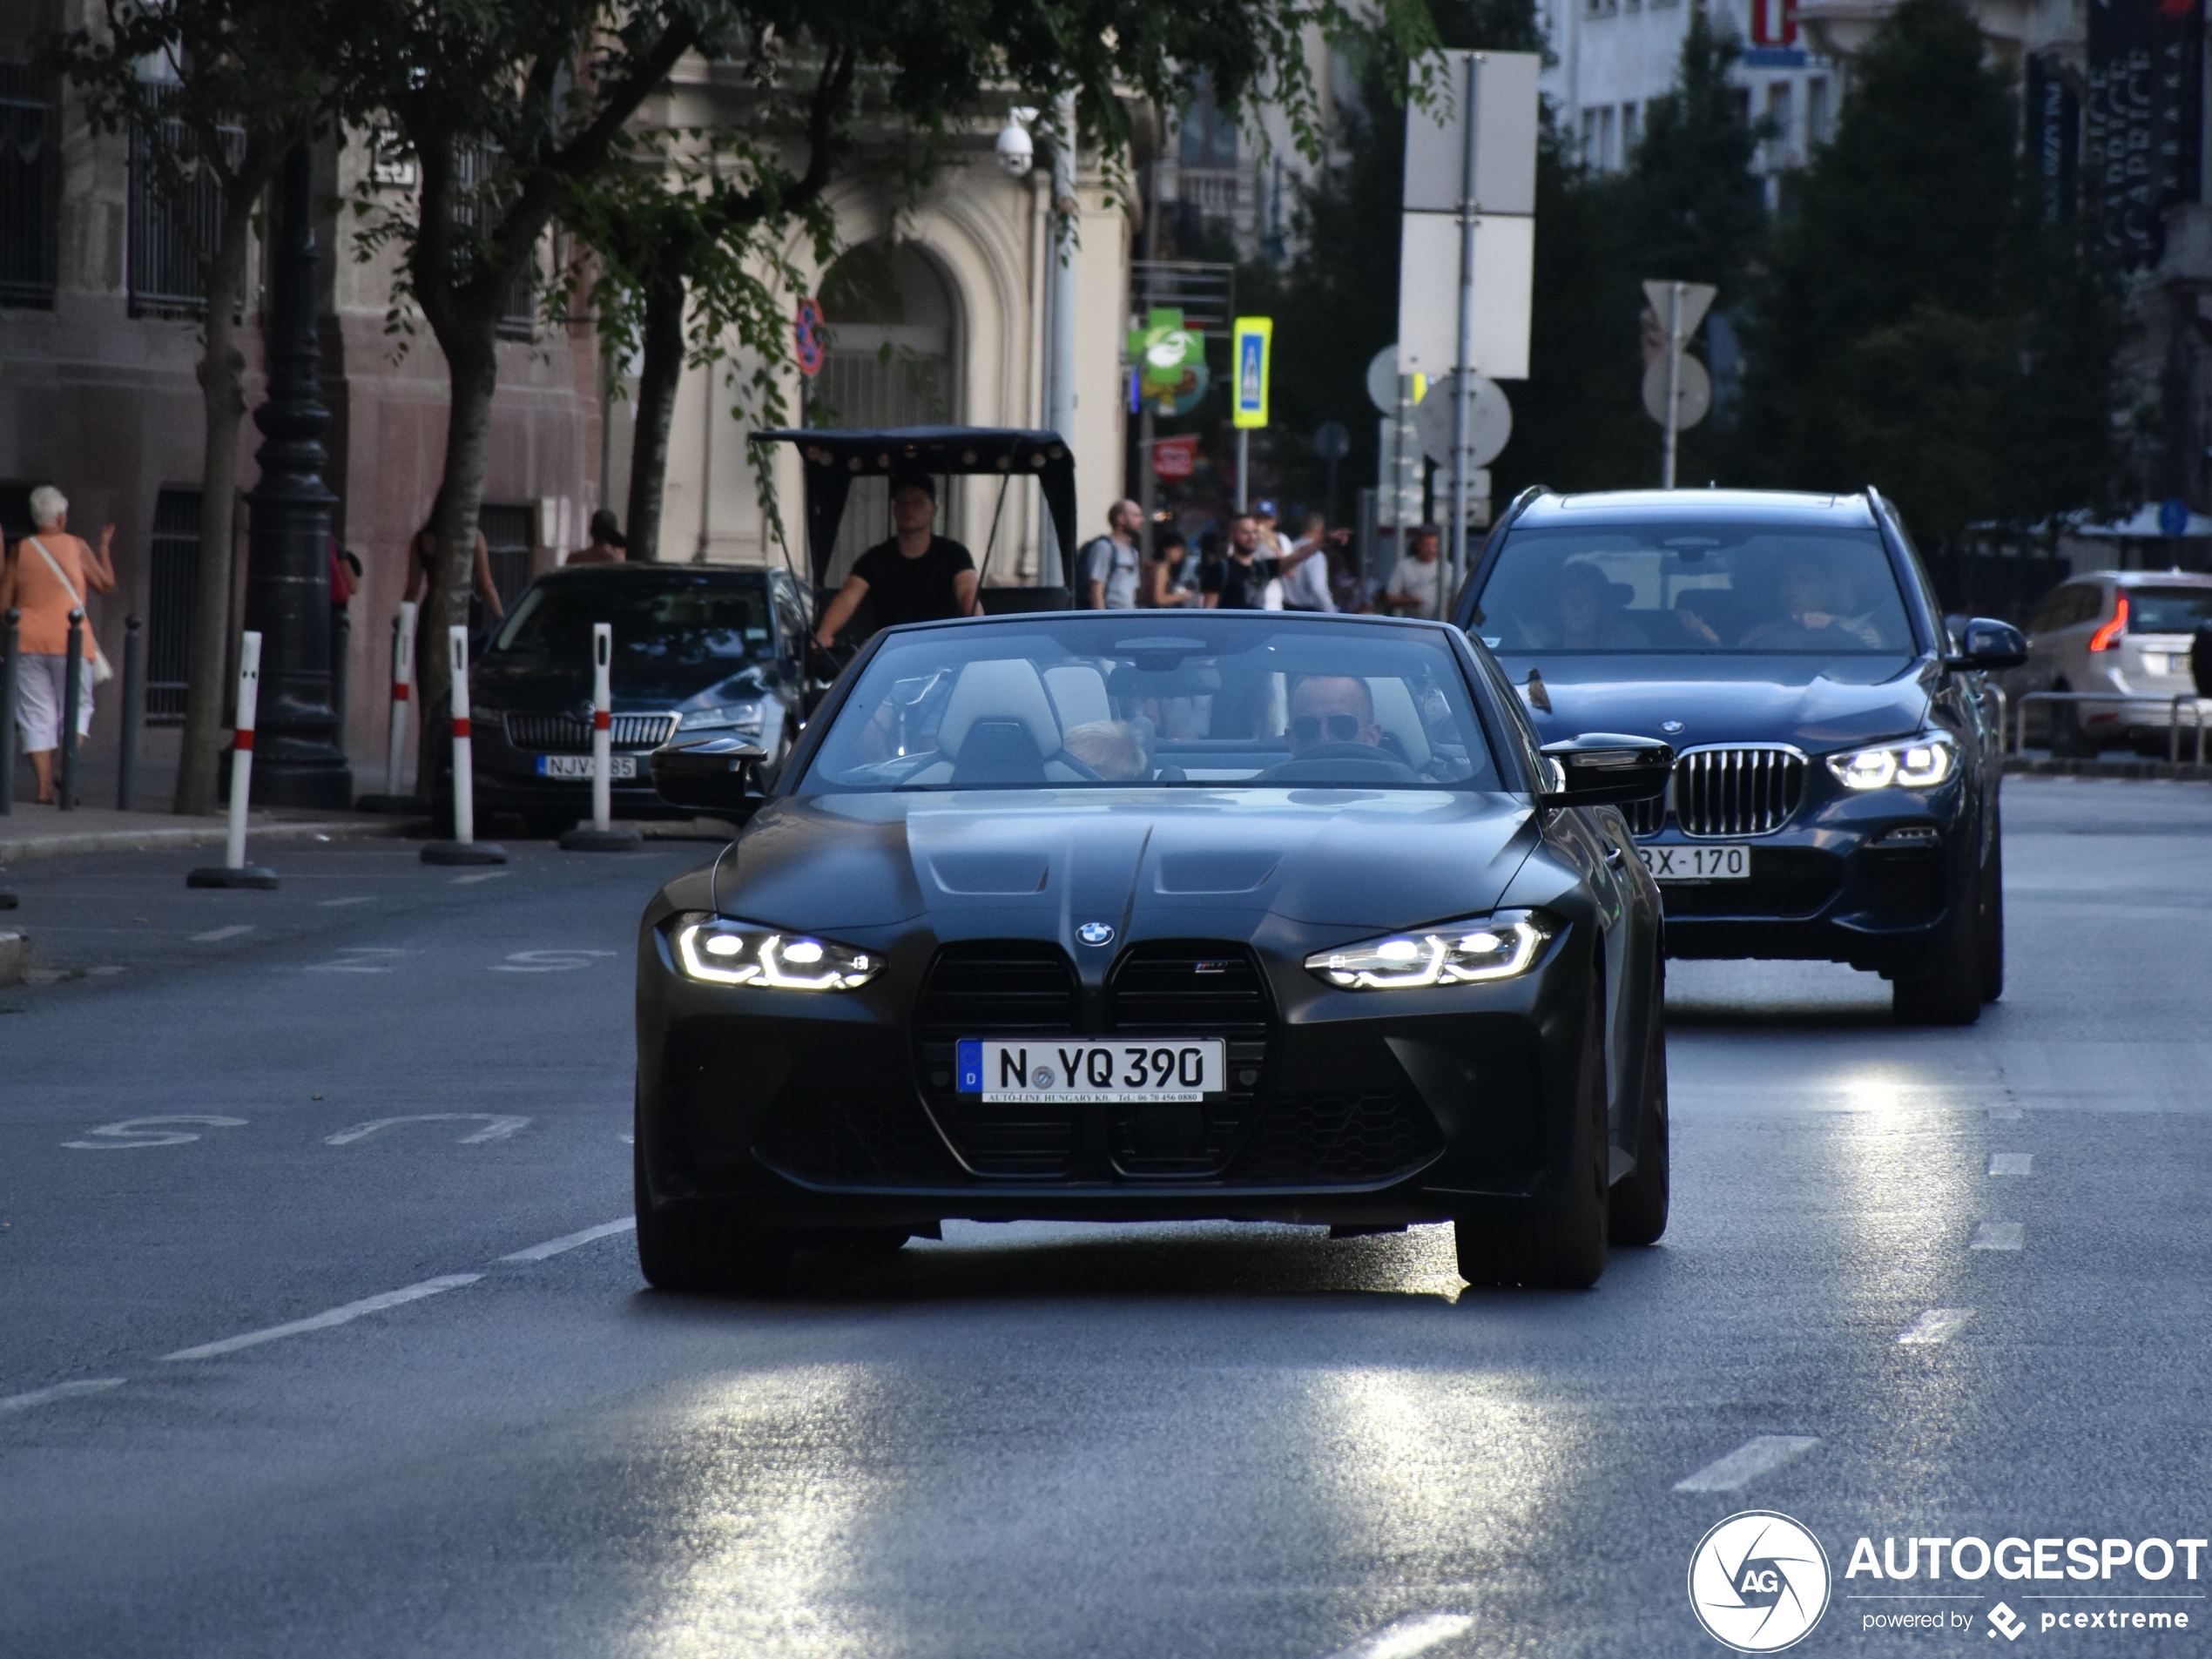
(814, 473), (979, 647)
(1201, 511), (1327, 609)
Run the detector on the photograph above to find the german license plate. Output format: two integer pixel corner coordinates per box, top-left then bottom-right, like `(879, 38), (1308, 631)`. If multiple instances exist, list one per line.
(536, 753), (637, 779)
(1638, 844), (1750, 880)
(958, 1038), (1225, 1103)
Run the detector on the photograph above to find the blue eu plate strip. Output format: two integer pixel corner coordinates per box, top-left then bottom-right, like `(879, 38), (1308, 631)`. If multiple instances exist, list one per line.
(956, 1040), (983, 1095)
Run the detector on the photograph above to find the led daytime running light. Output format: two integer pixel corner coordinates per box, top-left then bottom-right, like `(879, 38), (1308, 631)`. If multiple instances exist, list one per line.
(1826, 735), (1954, 791)
(674, 918), (881, 990)
(1305, 913), (1552, 989)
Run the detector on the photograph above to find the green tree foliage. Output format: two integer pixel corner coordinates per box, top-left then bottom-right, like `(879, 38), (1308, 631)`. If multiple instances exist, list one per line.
(1736, 0), (2127, 543)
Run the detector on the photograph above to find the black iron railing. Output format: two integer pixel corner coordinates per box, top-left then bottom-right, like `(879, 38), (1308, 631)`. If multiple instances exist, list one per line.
(145, 490), (201, 725)
(0, 63), (57, 309)
(128, 84), (243, 320)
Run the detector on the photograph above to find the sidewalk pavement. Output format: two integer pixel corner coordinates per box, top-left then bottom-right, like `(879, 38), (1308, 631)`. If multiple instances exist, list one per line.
(0, 800), (426, 866)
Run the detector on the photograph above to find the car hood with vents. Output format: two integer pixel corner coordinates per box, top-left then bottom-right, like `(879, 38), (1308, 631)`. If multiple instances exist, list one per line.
(670, 788), (1541, 945)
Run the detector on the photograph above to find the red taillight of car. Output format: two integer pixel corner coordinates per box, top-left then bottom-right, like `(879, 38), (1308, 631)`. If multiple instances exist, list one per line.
(2088, 592), (2128, 651)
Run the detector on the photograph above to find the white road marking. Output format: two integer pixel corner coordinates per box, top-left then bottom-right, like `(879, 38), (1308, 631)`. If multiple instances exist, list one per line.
(0, 1378), (125, 1413)
(162, 1274), (483, 1361)
(317, 896), (374, 907)
(1989, 1153), (2033, 1175)
(617, 1132), (634, 1145)
(1673, 1434), (1821, 1493)
(305, 947), (415, 974)
(324, 1113), (530, 1146)
(1988, 1105), (2023, 1122)
(1321, 1613), (1475, 1659)
(450, 871), (509, 885)
(1972, 1221), (2027, 1251)
(501, 1217), (636, 1262)
(491, 948), (617, 973)
(64, 1115), (248, 1150)
(191, 925), (253, 942)
(1898, 1307), (1975, 1345)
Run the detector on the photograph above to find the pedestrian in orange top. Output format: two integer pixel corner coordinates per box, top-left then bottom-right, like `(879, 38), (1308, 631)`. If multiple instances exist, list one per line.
(0, 486), (115, 805)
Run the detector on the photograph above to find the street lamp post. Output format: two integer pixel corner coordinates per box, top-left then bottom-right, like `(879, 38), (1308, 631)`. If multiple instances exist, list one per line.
(239, 140), (352, 808)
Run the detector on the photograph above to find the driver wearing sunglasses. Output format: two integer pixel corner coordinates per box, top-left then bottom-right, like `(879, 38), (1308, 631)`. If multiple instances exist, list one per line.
(1285, 675), (1382, 756)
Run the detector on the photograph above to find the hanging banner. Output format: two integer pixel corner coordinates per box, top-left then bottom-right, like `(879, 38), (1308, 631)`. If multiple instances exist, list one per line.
(2027, 52), (2080, 225)
(2084, 0), (2202, 268)
(1232, 317), (1272, 429)
(1152, 435), (1199, 481)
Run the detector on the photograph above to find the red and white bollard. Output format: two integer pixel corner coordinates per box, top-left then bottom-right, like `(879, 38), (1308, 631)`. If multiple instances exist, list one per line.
(421, 623), (506, 865)
(358, 602), (422, 812)
(559, 620), (639, 850)
(187, 631), (278, 889)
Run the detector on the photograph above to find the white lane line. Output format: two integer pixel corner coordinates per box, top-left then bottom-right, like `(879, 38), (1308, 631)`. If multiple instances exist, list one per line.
(317, 896), (374, 907)
(162, 1274), (483, 1361)
(501, 1217), (636, 1262)
(0, 1378), (125, 1413)
(450, 871), (509, 885)
(191, 925), (253, 942)
(1321, 1613), (1475, 1659)
(1971, 1221), (2026, 1251)
(1898, 1307), (1975, 1345)
(1989, 1153), (2033, 1175)
(1674, 1434), (1820, 1493)
(1988, 1106), (2023, 1122)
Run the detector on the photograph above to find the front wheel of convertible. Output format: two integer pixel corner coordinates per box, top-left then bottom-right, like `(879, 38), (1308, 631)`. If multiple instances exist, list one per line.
(1608, 994), (1669, 1247)
(1454, 990), (1610, 1290)
(633, 1105), (792, 1294)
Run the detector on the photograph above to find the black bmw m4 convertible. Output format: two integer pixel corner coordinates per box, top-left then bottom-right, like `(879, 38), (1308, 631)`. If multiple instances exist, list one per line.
(632, 611), (1674, 1291)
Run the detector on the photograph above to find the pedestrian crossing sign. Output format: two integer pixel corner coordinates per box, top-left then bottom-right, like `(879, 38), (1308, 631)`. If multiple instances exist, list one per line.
(1233, 317), (1271, 429)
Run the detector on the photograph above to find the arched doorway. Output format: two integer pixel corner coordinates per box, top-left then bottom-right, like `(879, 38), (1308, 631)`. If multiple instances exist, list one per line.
(813, 239), (961, 579)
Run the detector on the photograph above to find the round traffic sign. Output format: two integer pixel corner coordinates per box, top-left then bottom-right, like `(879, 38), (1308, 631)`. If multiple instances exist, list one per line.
(1312, 420), (1351, 462)
(1642, 354), (1711, 429)
(793, 297), (826, 377)
(1414, 372), (1513, 468)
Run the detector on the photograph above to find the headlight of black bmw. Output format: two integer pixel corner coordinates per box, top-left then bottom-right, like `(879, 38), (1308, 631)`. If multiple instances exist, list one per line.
(1825, 733), (1954, 791)
(671, 914), (883, 990)
(1305, 910), (1554, 989)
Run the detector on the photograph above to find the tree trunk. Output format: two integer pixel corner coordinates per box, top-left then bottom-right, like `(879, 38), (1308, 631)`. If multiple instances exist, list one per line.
(172, 164), (270, 817)
(624, 271), (689, 564)
(415, 334), (501, 814)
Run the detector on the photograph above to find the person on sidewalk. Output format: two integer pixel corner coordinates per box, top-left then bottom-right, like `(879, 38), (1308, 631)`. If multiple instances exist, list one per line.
(1081, 499), (1144, 610)
(813, 473), (978, 649)
(568, 509), (627, 566)
(0, 486), (115, 805)
(1379, 524), (1447, 620)
(404, 488), (507, 647)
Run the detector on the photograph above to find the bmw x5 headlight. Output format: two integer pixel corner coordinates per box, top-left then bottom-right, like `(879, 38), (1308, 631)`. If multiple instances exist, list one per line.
(1826, 734), (1954, 791)
(1305, 911), (1554, 989)
(672, 914), (882, 990)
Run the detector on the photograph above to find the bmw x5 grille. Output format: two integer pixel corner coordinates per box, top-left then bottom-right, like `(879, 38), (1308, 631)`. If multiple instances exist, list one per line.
(1673, 745), (1805, 838)
(502, 711), (677, 752)
(1622, 794), (1669, 838)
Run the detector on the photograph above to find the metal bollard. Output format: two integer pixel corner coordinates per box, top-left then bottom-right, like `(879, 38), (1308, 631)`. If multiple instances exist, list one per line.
(356, 602), (426, 813)
(59, 609), (82, 812)
(185, 631), (278, 888)
(421, 623), (504, 865)
(558, 621), (639, 851)
(1, 606), (17, 817)
(118, 616), (143, 811)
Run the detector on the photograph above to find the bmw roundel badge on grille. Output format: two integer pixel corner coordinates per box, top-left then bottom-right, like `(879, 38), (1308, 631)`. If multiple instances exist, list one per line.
(1077, 921), (1116, 947)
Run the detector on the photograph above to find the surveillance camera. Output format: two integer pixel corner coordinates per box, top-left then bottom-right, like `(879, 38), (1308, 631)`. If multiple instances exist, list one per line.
(995, 118), (1035, 179)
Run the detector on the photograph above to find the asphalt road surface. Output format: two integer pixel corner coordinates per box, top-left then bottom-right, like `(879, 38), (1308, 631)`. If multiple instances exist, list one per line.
(1, 778), (2207, 1658)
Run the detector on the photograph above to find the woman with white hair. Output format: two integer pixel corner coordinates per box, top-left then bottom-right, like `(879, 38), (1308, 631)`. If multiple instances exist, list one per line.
(0, 486), (116, 804)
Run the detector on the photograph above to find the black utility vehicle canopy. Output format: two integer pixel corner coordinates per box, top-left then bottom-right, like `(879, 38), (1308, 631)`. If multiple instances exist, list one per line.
(750, 426), (1077, 597)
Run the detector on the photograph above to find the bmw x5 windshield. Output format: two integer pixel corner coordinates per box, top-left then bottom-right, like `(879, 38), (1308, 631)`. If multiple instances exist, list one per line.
(803, 616), (1500, 791)
(1474, 523), (1915, 656)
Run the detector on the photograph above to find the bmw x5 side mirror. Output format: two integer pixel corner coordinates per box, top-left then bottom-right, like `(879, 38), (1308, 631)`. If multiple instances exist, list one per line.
(1538, 734), (1675, 808)
(651, 736), (770, 823)
(1945, 617), (2027, 671)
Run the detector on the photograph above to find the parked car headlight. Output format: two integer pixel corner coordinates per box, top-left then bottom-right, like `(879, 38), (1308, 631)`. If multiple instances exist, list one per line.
(1305, 911), (1553, 989)
(678, 701), (768, 734)
(1826, 734), (1954, 791)
(671, 914), (881, 990)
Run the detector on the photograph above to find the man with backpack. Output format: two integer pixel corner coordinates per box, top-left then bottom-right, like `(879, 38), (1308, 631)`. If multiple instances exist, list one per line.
(1081, 499), (1145, 610)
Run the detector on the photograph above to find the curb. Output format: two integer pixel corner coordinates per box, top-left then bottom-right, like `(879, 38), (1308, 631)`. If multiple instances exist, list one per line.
(0, 814), (428, 866)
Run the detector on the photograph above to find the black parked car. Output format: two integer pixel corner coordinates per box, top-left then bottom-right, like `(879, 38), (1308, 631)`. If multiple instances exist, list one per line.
(468, 564), (814, 836)
(1454, 487), (2026, 1025)
(630, 610), (1676, 1292)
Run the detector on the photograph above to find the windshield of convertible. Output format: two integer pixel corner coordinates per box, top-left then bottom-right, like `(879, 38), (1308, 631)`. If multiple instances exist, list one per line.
(489, 575), (772, 669)
(802, 617), (1499, 791)
(1474, 523), (1916, 654)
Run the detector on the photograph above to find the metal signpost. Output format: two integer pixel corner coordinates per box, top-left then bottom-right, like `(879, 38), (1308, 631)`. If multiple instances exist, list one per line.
(1642, 279), (1716, 489)
(1397, 51), (1540, 584)
(1232, 317), (1272, 514)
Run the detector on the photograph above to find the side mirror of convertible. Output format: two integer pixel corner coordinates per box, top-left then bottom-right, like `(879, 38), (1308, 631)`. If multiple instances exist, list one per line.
(1945, 617), (2027, 672)
(1538, 733), (1675, 807)
(651, 737), (770, 822)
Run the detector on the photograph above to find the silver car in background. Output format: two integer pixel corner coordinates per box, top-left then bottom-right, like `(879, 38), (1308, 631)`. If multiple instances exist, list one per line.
(2012, 570), (2212, 755)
